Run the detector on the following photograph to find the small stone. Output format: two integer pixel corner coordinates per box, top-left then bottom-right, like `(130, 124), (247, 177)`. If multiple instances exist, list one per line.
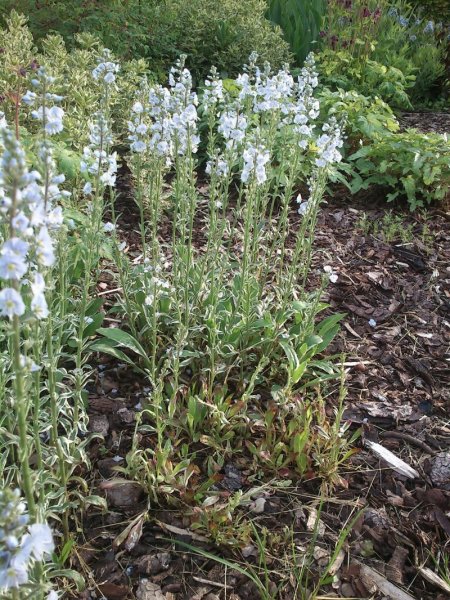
(430, 451), (450, 490)
(117, 407), (135, 424)
(242, 545), (257, 558)
(101, 479), (144, 509)
(135, 552), (171, 575)
(136, 580), (165, 600)
(250, 497), (266, 513)
(89, 414), (109, 437)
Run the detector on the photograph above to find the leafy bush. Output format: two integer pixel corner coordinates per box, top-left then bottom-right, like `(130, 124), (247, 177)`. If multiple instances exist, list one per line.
(0, 12), (148, 152)
(416, 0), (450, 21)
(266, 0), (326, 64)
(373, 3), (447, 102)
(319, 88), (400, 147)
(152, 0), (292, 80)
(316, 48), (415, 108)
(315, 0), (447, 105)
(0, 11), (353, 594)
(347, 129), (450, 209)
(0, 0), (292, 82)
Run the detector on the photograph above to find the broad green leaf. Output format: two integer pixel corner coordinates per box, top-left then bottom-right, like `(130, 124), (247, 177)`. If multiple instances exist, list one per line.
(97, 327), (147, 359)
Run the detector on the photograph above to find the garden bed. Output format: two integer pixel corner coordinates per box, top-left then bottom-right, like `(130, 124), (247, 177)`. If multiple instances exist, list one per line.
(77, 163), (450, 600)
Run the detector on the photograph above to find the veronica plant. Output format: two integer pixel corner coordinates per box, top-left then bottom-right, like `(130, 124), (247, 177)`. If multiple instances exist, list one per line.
(97, 53), (346, 498)
(0, 47), (117, 585)
(0, 488), (57, 599)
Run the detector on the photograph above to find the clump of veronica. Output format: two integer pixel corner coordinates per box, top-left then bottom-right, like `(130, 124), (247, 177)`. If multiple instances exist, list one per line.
(241, 138), (270, 185)
(0, 128), (63, 320)
(81, 51), (120, 193)
(218, 110), (248, 150)
(291, 53), (320, 149)
(81, 112), (118, 189)
(315, 117), (344, 168)
(202, 66), (224, 114)
(0, 488), (54, 592)
(129, 57), (200, 166)
(22, 67), (65, 136)
(92, 49), (120, 85)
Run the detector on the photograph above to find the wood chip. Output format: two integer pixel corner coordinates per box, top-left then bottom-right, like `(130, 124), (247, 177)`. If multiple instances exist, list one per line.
(355, 560), (416, 600)
(364, 440), (419, 479)
(418, 567), (450, 594)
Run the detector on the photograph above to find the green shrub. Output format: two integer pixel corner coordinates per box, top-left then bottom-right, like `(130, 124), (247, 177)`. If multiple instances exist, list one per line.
(347, 129), (450, 210)
(316, 49), (415, 108)
(373, 3), (447, 103)
(151, 0), (292, 80)
(0, 11), (147, 152)
(314, 0), (447, 105)
(0, 0), (291, 82)
(319, 88), (400, 148)
(415, 0), (450, 21)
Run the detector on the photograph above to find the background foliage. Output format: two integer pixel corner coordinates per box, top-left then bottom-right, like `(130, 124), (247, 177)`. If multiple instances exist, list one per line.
(0, 0), (291, 81)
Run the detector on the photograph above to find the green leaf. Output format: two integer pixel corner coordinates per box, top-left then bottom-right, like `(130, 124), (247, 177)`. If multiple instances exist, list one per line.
(280, 339), (299, 371)
(88, 339), (146, 374)
(97, 327), (148, 359)
(82, 313), (104, 338)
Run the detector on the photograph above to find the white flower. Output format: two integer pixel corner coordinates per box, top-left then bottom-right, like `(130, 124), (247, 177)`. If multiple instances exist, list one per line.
(0, 252), (28, 280)
(132, 101), (144, 113)
(104, 72), (115, 84)
(20, 523), (54, 561)
(47, 591), (58, 600)
(35, 227), (55, 267)
(30, 272), (45, 295)
(47, 206), (64, 229)
(323, 265), (338, 283)
(22, 90), (37, 106)
(83, 182), (93, 195)
(19, 355), (40, 372)
(297, 201), (309, 216)
(31, 292), (49, 320)
(368, 319), (377, 328)
(241, 142), (270, 185)
(11, 213), (29, 233)
(0, 288), (25, 318)
(31, 106), (65, 136)
(0, 560), (29, 590)
(103, 222), (115, 232)
(218, 111), (248, 148)
(130, 140), (146, 153)
(2, 238), (29, 258)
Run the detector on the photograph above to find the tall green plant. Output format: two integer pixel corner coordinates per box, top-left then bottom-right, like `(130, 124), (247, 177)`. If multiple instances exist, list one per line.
(266, 0), (326, 65)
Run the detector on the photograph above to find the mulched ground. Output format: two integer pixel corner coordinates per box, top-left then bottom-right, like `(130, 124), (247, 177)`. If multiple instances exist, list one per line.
(73, 116), (450, 600)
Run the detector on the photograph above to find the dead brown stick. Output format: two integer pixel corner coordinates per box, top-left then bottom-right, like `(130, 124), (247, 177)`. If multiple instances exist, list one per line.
(379, 431), (435, 455)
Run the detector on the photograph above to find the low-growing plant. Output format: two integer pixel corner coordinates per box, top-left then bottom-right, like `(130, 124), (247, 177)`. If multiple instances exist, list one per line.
(347, 129), (450, 209)
(320, 0), (387, 59)
(374, 3), (447, 103)
(356, 210), (415, 243)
